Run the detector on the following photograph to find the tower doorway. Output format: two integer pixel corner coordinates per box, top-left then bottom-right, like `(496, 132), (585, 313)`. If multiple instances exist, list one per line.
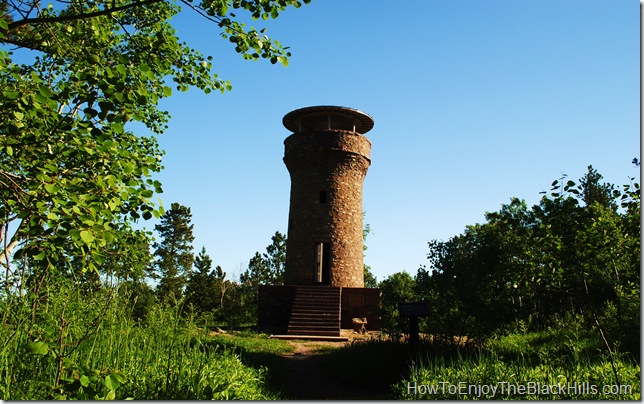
(315, 242), (331, 284)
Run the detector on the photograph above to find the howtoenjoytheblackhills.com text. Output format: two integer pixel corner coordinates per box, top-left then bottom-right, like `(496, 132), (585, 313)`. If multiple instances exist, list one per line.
(406, 381), (634, 398)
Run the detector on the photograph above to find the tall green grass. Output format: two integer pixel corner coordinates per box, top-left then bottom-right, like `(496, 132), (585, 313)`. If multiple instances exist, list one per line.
(396, 351), (640, 400)
(0, 283), (278, 400)
(394, 329), (641, 400)
(314, 326), (640, 400)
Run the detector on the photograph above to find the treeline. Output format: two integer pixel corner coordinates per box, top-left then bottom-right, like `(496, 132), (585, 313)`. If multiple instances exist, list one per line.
(102, 202), (289, 329)
(119, 203), (374, 328)
(4, 166), (637, 344)
(377, 165), (640, 355)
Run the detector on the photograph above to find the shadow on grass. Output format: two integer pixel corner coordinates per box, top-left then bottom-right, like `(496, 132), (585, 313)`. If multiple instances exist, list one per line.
(200, 333), (478, 400)
(199, 328), (637, 400)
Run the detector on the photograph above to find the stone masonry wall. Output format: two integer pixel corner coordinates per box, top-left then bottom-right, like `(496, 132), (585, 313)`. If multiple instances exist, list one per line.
(283, 129), (371, 287)
(341, 287), (381, 330)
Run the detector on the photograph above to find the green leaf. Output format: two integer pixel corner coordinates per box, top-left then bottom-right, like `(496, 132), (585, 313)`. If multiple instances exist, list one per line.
(163, 86), (172, 97)
(44, 183), (58, 194)
(80, 375), (90, 387)
(39, 85), (54, 98)
(105, 373), (124, 391)
(4, 90), (19, 99)
(80, 230), (95, 244)
(27, 341), (49, 355)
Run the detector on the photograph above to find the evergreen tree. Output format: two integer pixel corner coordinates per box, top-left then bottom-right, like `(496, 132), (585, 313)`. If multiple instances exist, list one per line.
(194, 246), (213, 273)
(185, 246), (227, 313)
(363, 216), (378, 287)
(241, 252), (271, 287)
(264, 231), (287, 285)
(579, 165), (617, 210)
(240, 231), (286, 287)
(211, 264), (228, 311)
(185, 246), (214, 312)
(234, 231), (286, 325)
(152, 203), (195, 304)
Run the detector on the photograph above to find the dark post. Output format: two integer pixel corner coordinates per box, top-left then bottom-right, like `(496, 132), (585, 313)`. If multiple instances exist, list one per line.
(398, 302), (430, 354)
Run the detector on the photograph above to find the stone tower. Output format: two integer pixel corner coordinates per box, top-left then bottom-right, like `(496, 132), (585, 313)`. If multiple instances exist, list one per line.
(282, 105), (374, 287)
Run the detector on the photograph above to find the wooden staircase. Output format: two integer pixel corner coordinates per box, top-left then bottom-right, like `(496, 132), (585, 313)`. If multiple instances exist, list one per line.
(287, 286), (341, 337)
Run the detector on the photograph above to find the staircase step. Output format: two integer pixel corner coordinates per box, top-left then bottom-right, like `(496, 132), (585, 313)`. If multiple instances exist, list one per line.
(286, 285), (341, 337)
(288, 320), (339, 327)
(292, 297), (339, 302)
(291, 306), (338, 310)
(292, 301), (339, 306)
(286, 330), (340, 336)
(293, 296), (339, 301)
(290, 313), (339, 318)
(290, 323), (338, 328)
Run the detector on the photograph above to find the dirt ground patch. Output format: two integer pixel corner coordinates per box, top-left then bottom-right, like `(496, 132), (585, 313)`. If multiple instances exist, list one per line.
(283, 329), (379, 353)
(275, 330), (391, 400)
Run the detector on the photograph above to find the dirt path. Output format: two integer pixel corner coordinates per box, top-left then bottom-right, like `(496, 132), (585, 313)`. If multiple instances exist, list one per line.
(275, 332), (391, 400)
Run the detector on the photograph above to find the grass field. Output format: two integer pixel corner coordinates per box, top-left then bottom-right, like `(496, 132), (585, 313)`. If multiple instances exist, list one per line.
(2, 292), (639, 401)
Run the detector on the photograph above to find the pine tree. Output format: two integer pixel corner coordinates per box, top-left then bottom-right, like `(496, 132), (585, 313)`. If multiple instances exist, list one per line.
(185, 246), (213, 312)
(240, 231), (286, 287)
(363, 216), (378, 288)
(152, 203), (195, 304)
(185, 246), (228, 313)
(580, 165), (617, 210)
(235, 231), (286, 325)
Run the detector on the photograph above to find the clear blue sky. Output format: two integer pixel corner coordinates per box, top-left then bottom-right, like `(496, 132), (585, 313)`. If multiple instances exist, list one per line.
(144, 0), (639, 282)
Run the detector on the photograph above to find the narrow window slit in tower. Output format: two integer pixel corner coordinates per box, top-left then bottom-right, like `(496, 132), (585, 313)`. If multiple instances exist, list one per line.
(319, 190), (328, 204)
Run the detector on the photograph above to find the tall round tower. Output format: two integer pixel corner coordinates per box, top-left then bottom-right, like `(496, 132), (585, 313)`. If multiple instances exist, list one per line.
(282, 105), (373, 287)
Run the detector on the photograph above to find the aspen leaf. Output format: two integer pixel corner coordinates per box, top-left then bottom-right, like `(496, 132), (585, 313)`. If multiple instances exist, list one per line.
(80, 230), (95, 244)
(38, 85), (54, 98)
